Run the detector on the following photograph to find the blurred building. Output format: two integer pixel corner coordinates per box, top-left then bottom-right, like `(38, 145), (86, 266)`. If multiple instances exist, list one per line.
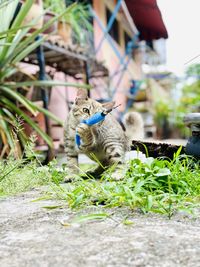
(23, 0), (168, 150)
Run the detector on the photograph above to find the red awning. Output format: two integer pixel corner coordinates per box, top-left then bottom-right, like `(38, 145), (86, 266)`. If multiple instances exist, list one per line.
(125, 0), (168, 41)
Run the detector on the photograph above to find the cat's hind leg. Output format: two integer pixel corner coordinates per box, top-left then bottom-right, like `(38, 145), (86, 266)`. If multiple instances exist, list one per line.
(64, 135), (79, 182)
(86, 164), (105, 179)
(105, 145), (125, 181)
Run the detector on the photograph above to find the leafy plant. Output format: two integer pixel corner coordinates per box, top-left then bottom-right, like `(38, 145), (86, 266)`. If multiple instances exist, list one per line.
(49, 153), (200, 218)
(173, 64), (200, 136)
(153, 101), (171, 126)
(186, 63), (200, 78)
(0, 0), (90, 157)
(1, 141), (200, 219)
(0, 135), (53, 195)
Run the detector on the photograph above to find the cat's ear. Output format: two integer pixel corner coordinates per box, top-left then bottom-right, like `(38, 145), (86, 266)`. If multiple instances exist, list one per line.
(75, 88), (88, 105)
(102, 101), (115, 110)
(76, 88), (88, 100)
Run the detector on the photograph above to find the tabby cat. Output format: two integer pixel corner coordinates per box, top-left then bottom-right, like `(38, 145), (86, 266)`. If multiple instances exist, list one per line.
(64, 89), (144, 181)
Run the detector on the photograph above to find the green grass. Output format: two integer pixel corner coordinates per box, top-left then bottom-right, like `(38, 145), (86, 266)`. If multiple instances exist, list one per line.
(48, 150), (200, 218)
(1, 144), (200, 218)
(0, 160), (51, 196)
(0, 136), (62, 196)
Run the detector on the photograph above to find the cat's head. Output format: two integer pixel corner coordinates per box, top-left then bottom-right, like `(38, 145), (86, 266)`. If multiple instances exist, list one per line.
(72, 89), (115, 122)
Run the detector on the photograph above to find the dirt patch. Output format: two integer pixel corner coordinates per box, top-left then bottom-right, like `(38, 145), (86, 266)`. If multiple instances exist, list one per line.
(131, 140), (185, 159)
(0, 189), (200, 267)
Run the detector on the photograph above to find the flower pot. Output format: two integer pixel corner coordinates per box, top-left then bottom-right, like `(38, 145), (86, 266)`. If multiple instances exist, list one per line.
(134, 90), (147, 101)
(58, 21), (72, 44)
(43, 11), (58, 34)
(184, 113), (200, 158)
(22, 101), (47, 146)
(22, 0), (44, 31)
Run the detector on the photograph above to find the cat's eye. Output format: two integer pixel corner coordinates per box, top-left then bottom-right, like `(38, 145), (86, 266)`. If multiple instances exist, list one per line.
(83, 108), (90, 114)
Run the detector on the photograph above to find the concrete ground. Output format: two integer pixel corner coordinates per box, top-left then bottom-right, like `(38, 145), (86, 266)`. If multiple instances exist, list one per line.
(0, 188), (200, 267)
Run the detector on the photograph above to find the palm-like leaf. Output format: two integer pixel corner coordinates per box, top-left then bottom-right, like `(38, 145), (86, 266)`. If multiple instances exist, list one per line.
(0, 0), (90, 157)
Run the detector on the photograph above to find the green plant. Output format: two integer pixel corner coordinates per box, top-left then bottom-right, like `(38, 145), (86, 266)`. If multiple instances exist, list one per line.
(173, 64), (200, 136)
(152, 100), (173, 139)
(186, 63), (200, 78)
(0, 133), (67, 196)
(1, 141), (200, 218)
(148, 78), (173, 137)
(43, 0), (92, 43)
(48, 151), (200, 218)
(154, 101), (171, 126)
(180, 82), (200, 112)
(0, 0), (90, 157)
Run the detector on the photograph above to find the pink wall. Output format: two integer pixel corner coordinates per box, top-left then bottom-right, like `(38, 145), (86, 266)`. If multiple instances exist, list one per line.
(92, 0), (142, 112)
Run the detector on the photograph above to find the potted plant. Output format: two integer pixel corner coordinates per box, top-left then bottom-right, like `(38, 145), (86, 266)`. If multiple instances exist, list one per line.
(153, 101), (172, 139)
(43, 0), (92, 45)
(43, 11), (58, 34)
(11, 0), (44, 31)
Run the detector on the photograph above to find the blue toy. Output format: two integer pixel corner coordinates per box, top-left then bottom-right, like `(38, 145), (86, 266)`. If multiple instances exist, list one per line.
(76, 104), (120, 147)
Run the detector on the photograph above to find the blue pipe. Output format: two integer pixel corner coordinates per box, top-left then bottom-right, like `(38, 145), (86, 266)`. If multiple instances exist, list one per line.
(36, 35), (49, 109)
(91, 8), (123, 64)
(94, 0), (122, 54)
(110, 33), (139, 79)
(111, 34), (139, 97)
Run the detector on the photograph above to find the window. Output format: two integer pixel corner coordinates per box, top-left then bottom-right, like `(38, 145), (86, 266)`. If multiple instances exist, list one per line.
(124, 31), (132, 48)
(146, 40), (154, 50)
(106, 8), (119, 44)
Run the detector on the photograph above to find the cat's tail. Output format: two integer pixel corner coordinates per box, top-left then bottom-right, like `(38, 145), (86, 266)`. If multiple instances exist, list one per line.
(123, 112), (144, 143)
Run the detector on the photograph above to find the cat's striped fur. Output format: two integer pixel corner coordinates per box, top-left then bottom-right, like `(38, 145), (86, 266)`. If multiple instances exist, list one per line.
(64, 89), (144, 181)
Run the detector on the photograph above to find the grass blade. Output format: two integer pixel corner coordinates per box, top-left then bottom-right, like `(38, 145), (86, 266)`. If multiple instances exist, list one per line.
(71, 213), (109, 223)
(0, 0), (33, 61)
(12, 34), (46, 64)
(1, 97), (53, 147)
(0, 86), (37, 115)
(5, 80), (91, 89)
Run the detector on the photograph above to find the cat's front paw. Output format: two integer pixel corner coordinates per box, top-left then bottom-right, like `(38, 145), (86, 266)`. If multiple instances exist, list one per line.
(76, 123), (90, 138)
(110, 171), (124, 181)
(63, 175), (73, 183)
(107, 166), (126, 181)
(63, 170), (79, 183)
(63, 174), (80, 183)
(76, 123), (93, 147)
(86, 168), (103, 179)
